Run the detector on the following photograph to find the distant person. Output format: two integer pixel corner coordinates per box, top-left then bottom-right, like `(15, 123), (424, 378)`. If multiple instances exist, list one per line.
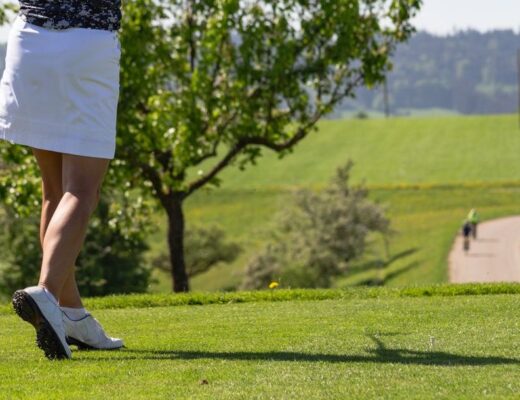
(467, 209), (480, 239)
(462, 220), (472, 252)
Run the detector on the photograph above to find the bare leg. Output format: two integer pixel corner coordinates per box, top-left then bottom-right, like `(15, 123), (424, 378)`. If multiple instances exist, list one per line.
(27, 148), (122, 351)
(32, 148), (63, 245)
(33, 150), (110, 302)
(32, 149), (82, 308)
(59, 271), (83, 308)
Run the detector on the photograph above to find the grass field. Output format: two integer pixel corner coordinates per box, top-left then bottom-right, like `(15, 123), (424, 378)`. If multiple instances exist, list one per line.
(145, 114), (520, 292)
(1, 286), (519, 399)
(197, 114), (520, 188)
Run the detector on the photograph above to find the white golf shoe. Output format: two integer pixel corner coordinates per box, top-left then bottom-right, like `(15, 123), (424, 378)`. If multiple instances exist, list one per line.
(63, 313), (124, 350)
(12, 286), (72, 360)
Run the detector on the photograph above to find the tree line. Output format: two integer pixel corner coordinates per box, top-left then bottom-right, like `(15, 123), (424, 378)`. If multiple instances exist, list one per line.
(336, 29), (520, 116)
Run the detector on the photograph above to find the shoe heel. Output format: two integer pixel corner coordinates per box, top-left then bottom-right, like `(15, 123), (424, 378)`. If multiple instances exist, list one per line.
(12, 290), (38, 327)
(12, 289), (71, 360)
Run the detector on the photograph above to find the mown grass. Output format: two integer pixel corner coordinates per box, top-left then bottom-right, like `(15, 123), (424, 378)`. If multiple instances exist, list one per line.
(3, 283), (520, 315)
(197, 114), (520, 188)
(1, 289), (519, 399)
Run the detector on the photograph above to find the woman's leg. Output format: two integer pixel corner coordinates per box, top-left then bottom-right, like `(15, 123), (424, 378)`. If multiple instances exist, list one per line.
(37, 151), (110, 301)
(14, 149), (110, 359)
(31, 148), (83, 308)
(31, 148), (63, 243)
(24, 148), (122, 353)
(58, 270), (83, 308)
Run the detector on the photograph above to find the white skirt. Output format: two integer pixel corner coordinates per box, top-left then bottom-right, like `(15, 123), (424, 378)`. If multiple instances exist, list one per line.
(0, 16), (121, 159)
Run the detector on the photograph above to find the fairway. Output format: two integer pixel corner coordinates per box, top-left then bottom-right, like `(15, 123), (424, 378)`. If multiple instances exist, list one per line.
(1, 289), (519, 399)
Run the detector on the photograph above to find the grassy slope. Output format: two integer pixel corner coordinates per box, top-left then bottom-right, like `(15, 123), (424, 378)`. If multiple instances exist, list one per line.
(146, 114), (520, 292)
(200, 114), (520, 188)
(1, 290), (519, 399)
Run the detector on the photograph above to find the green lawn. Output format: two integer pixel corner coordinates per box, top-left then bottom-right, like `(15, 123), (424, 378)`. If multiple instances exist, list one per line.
(197, 114), (520, 188)
(1, 288), (519, 399)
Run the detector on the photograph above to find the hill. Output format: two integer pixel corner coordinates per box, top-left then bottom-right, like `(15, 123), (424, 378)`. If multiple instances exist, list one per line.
(339, 30), (520, 116)
(143, 114), (520, 292)
(200, 114), (520, 188)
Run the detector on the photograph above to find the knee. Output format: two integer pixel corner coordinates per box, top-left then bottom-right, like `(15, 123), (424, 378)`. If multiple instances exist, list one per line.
(63, 186), (101, 216)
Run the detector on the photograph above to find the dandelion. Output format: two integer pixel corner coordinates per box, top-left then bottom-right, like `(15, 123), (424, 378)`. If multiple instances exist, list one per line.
(269, 281), (279, 289)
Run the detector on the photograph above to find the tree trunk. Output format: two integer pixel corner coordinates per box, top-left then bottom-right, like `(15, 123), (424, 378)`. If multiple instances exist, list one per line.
(166, 193), (189, 292)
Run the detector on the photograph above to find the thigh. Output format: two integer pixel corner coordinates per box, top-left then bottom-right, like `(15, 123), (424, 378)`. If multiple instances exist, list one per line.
(62, 153), (111, 196)
(31, 147), (63, 198)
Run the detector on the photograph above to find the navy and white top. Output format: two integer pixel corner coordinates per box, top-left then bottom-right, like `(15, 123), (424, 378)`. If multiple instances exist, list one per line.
(18, 0), (121, 31)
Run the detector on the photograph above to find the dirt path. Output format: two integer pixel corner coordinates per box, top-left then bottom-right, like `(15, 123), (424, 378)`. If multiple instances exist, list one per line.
(449, 216), (520, 283)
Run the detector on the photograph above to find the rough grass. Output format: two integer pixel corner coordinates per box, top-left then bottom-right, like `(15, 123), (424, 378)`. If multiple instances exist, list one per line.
(164, 183), (520, 292)
(1, 288), (519, 399)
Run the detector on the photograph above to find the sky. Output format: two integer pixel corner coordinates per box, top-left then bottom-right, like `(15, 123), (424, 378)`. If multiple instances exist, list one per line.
(0, 0), (518, 41)
(412, 0), (519, 34)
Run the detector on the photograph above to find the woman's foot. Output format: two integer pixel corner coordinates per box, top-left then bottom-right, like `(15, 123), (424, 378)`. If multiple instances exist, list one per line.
(12, 286), (72, 360)
(63, 313), (124, 350)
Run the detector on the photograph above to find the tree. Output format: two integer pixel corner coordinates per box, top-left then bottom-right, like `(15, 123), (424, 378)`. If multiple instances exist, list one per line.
(117, 0), (421, 292)
(241, 160), (390, 289)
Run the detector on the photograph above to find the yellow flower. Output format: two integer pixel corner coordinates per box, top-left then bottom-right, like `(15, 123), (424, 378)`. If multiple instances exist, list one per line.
(269, 281), (279, 289)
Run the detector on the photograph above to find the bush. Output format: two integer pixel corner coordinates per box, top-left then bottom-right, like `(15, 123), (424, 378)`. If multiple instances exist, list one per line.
(0, 190), (153, 297)
(152, 225), (242, 278)
(74, 191), (152, 296)
(355, 110), (369, 119)
(241, 160), (390, 290)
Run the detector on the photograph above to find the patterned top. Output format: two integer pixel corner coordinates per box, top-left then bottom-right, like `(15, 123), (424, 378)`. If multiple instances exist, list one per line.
(18, 0), (121, 31)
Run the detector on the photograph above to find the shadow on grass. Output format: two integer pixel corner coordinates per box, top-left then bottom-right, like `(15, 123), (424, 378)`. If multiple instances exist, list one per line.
(355, 261), (420, 286)
(348, 248), (419, 276)
(78, 335), (520, 367)
(347, 247), (421, 287)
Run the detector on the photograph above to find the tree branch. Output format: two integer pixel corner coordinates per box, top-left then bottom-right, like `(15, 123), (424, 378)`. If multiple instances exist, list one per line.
(139, 161), (173, 207)
(186, 141), (246, 197)
(198, 32), (227, 137)
(185, 72), (363, 198)
(190, 142), (219, 166)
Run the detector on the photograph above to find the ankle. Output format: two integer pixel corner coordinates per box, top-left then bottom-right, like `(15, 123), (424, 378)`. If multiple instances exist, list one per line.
(38, 285), (59, 306)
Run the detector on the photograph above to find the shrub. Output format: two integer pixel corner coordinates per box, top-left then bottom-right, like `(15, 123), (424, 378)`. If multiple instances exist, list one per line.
(241, 161), (390, 290)
(152, 225), (242, 278)
(0, 191), (153, 297)
(355, 110), (369, 119)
